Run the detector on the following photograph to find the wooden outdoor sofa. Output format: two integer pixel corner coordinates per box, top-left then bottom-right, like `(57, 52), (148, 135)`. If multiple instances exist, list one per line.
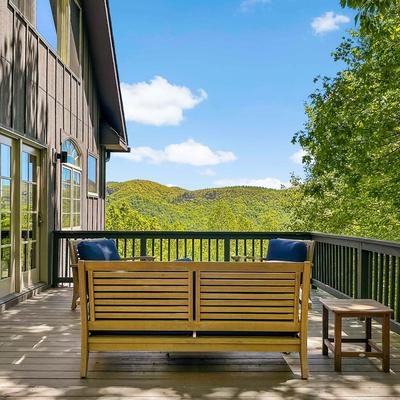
(78, 260), (311, 379)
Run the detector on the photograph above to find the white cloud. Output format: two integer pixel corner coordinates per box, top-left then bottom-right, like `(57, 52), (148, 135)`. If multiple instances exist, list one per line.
(240, 0), (270, 11)
(116, 139), (236, 167)
(121, 76), (207, 126)
(290, 149), (307, 165)
(200, 169), (216, 176)
(311, 12), (350, 34)
(214, 178), (289, 190)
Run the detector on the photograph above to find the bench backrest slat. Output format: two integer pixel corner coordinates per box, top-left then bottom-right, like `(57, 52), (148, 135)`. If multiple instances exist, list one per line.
(91, 269), (192, 321)
(199, 270), (300, 324)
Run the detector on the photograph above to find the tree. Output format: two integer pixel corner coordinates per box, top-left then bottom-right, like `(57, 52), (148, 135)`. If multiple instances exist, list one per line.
(291, 0), (400, 240)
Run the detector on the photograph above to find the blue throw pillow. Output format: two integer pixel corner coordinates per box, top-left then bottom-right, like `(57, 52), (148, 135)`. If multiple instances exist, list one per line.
(175, 257), (193, 262)
(77, 239), (121, 261)
(266, 239), (307, 262)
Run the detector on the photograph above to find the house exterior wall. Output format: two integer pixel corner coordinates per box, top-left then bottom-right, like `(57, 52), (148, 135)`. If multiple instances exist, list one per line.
(0, 0), (108, 293)
(0, 0), (106, 232)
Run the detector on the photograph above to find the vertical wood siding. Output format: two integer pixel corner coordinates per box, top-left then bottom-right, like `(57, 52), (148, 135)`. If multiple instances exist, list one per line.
(0, 0), (106, 232)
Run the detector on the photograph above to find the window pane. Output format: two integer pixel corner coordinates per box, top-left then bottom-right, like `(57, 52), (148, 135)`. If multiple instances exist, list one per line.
(73, 199), (80, 214)
(62, 198), (71, 213)
(28, 154), (36, 183)
(28, 185), (33, 212)
(21, 152), (29, 181)
(73, 171), (80, 185)
(21, 243), (27, 272)
(73, 185), (80, 200)
(29, 242), (36, 270)
(1, 213), (11, 245)
(70, 0), (81, 75)
(36, 0), (57, 50)
(1, 179), (11, 212)
(88, 155), (97, 193)
(1, 247), (11, 279)
(31, 214), (37, 241)
(21, 182), (28, 212)
(62, 183), (71, 202)
(31, 185), (37, 212)
(1, 144), (11, 178)
(62, 213), (71, 229)
(21, 213), (29, 241)
(73, 213), (80, 228)
(62, 166), (71, 182)
(28, 213), (33, 240)
(62, 140), (81, 167)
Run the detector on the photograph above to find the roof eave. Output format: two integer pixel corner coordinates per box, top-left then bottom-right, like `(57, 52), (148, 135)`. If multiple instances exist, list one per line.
(80, 0), (128, 146)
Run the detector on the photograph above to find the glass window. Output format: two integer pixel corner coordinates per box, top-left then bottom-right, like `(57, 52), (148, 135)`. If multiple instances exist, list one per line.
(88, 155), (98, 195)
(61, 140), (81, 229)
(69, 0), (81, 76)
(36, 0), (57, 50)
(62, 139), (81, 167)
(1, 145), (11, 178)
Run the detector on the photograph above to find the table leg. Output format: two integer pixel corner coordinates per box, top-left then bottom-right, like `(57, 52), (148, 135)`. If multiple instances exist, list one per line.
(334, 313), (342, 372)
(365, 317), (372, 352)
(322, 305), (329, 356)
(382, 314), (390, 372)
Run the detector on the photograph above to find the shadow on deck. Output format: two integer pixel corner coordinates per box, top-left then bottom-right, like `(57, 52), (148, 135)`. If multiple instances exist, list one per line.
(0, 288), (400, 399)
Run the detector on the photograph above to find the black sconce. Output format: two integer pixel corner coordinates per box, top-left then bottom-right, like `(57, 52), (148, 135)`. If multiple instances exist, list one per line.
(56, 151), (68, 163)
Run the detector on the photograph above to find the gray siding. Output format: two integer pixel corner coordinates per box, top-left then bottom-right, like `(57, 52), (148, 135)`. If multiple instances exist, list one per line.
(0, 0), (105, 231)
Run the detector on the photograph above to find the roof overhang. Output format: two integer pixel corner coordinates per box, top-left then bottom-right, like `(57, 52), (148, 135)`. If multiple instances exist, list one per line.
(80, 0), (128, 151)
(100, 123), (129, 152)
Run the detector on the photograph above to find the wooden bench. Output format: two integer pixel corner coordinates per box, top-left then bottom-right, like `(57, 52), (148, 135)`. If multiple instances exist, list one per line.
(78, 260), (311, 379)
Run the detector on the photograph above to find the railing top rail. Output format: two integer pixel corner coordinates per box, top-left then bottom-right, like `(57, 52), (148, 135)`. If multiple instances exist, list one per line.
(53, 231), (312, 240)
(311, 232), (400, 254)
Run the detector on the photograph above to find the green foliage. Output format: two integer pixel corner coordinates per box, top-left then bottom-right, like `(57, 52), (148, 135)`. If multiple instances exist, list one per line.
(291, 0), (400, 241)
(106, 180), (291, 232)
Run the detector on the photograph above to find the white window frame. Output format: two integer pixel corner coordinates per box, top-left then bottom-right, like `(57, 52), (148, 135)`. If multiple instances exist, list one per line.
(87, 152), (98, 198)
(61, 139), (81, 230)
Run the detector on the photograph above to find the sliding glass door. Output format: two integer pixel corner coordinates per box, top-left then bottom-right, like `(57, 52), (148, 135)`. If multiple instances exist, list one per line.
(0, 136), (14, 298)
(0, 135), (43, 299)
(21, 145), (40, 289)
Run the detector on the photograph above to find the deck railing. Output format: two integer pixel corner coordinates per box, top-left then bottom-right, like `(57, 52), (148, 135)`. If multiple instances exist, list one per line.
(51, 230), (310, 285)
(51, 230), (400, 332)
(312, 233), (400, 331)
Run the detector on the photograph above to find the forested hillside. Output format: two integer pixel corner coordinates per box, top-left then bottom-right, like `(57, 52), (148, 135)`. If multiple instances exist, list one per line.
(106, 180), (293, 232)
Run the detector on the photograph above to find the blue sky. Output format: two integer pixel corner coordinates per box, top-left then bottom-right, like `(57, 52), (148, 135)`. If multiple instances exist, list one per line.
(107, 0), (355, 190)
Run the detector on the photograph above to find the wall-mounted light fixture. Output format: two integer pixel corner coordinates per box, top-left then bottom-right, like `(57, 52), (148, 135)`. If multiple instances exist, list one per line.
(52, 148), (68, 164)
(57, 151), (68, 163)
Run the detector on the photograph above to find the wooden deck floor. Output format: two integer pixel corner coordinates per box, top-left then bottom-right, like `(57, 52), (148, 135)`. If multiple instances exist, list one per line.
(0, 288), (400, 399)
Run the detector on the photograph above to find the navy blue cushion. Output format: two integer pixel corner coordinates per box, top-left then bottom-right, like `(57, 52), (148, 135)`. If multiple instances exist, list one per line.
(175, 257), (193, 262)
(266, 239), (307, 262)
(77, 239), (121, 261)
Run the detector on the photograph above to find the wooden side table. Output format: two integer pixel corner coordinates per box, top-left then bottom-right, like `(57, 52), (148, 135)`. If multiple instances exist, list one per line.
(320, 299), (392, 372)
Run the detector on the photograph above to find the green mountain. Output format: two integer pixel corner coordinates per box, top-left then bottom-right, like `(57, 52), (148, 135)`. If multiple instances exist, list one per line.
(106, 180), (293, 231)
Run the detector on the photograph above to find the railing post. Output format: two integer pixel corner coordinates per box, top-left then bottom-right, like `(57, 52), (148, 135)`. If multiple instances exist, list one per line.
(51, 232), (59, 288)
(357, 245), (370, 298)
(224, 238), (231, 262)
(140, 237), (147, 257)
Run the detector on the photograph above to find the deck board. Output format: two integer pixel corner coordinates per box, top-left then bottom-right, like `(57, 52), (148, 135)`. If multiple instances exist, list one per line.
(0, 288), (400, 399)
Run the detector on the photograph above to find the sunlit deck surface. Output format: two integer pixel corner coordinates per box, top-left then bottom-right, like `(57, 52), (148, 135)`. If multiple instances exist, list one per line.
(1, 289), (400, 399)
